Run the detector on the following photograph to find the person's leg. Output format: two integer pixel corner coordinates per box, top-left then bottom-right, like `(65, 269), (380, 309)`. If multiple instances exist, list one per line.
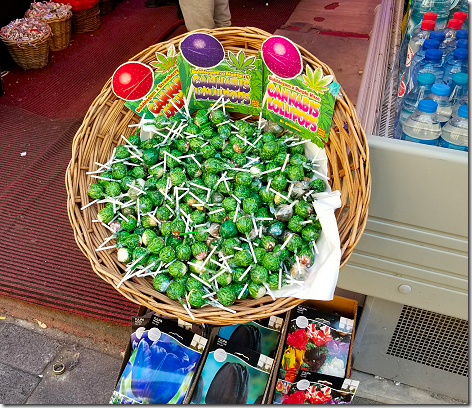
(213, 0), (231, 28)
(178, 0), (215, 31)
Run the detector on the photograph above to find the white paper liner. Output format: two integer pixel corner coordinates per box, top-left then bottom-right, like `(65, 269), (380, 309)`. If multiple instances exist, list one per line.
(272, 141), (341, 301)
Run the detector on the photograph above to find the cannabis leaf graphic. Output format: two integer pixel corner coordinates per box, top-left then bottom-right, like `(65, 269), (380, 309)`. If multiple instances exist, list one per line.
(302, 65), (334, 94)
(226, 50), (256, 72)
(150, 45), (177, 74)
(317, 89), (336, 140)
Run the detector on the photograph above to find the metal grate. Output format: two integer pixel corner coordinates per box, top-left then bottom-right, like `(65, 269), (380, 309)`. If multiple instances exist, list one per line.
(387, 305), (469, 377)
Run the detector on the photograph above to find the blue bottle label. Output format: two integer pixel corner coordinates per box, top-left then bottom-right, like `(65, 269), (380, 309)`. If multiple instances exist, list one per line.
(402, 133), (439, 145)
(439, 138), (468, 152)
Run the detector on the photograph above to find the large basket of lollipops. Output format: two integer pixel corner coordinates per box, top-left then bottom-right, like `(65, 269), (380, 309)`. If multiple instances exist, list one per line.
(66, 27), (371, 325)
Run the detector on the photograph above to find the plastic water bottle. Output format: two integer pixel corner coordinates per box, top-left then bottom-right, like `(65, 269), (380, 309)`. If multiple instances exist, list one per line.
(452, 11), (468, 27)
(454, 29), (469, 42)
(399, 20), (436, 99)
(441, 18), (464, 48)
(443, 31), (468, 62)
(443, 48), (468, 85)
(429, 30), (446, 44)
(413, 48), (445, 84)
(449, 73), (468, 116)
(410, 39), (441, 76)
(410, 12), (438, 39)
(451, 93), (468, 116)
(407, 20), (436, 65)
(401, 40), (439, 99)
(400, 38), (439, 99)
(407, 0), (454, 35)
(394, 72), (436, 139)
(438, 104), (468, 151)
(441, 27), (467, 59)
(444, 37), (468, 65)
(402, 99), (442, 145)
(449, 72), (468, 102)
(427, 83), (452, 125)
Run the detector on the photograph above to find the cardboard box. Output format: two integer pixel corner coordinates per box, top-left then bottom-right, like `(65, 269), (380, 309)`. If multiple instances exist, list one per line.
(113, 306), (211, 404)
(263, 296), (358, 404)
(114, 296), (356, 405)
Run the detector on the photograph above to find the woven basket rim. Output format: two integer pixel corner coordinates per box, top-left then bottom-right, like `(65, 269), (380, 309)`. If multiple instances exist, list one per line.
(1, 31), (51, 45)
(66, 26), (371, 325)
(26, 9), (73, 23)
(45, 11), (73, 24)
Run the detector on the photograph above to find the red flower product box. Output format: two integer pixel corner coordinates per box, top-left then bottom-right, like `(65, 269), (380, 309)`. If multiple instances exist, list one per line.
(262, 295), (358, 404)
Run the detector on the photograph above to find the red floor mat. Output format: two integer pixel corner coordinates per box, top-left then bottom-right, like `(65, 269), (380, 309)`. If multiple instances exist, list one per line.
(0, 105), (140, 324)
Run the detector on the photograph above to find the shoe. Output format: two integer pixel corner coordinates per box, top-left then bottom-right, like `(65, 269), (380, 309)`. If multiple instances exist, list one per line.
(145, 0), (167, 7)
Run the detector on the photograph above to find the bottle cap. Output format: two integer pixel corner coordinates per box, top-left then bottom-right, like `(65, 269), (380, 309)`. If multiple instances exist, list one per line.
(429, 31), (446, 42)
(447, 19), (463, 29)
(417, 72), (436, 85)
(458, 104), (468, 119)
(456, 29), (468, 39)
(456, 39), (468, 49)
(452, 73), (468, 86)
(425, 48), (443, 60)
(453, 12), (468, 23)
(422, 12), (437, 22)
(421, 20), (436, 30)
(454, 47), (468, 59)
(423, 39), (440, 49)
(431, 83), (451, 96)
(418, 99), (438, 113)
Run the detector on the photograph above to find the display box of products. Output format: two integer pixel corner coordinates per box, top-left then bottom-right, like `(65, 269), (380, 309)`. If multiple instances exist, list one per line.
(264, 295), (358, 404)
(114, 307), (291, 404)
(113, 296), (355, 404)
(113, 306), (212, 404)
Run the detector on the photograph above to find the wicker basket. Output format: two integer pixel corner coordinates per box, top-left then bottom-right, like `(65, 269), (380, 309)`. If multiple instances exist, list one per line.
(47, 11), (73, 51)
(72, 4), (100, 33)
(99, 0), (114, 15)
(2, 33), (51, 70)
(65, 27), (371, 325)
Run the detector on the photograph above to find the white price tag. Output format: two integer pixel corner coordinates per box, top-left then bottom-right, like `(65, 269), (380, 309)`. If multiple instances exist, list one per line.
(214, 348), (227, 363)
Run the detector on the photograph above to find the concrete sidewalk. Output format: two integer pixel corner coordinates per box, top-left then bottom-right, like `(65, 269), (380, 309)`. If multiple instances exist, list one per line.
(0, 309), (463, 405)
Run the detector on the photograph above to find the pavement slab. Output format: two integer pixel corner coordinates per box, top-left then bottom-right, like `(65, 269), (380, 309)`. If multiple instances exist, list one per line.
(352, 395), (385, 404)
(26, 344), (122, 405)
(350, 370), (465, 405)
(0, 362), (41, 404)
(0, 323), (62, 375)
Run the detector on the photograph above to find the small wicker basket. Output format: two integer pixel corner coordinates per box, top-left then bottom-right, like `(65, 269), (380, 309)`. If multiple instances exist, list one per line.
(25, 5), (73, 51)
(66, 27), (371, 325)
(46, 11), (73, 51)
(72, 3), (101, 33)
(2, 33), (51, 70)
